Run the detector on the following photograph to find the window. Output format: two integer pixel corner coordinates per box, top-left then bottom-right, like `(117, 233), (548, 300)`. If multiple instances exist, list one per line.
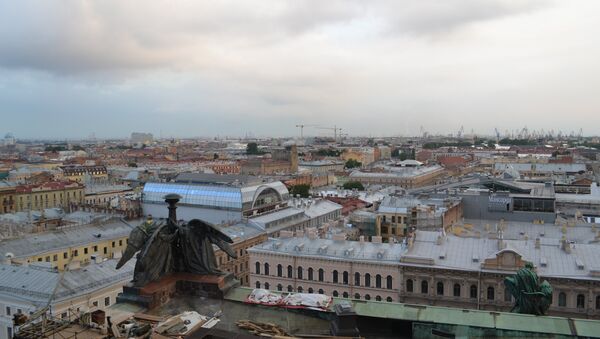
(487, 287), (495, 300)
(119, 240), (123, 246)
(365, 273), (371, 287)
(333, 290), (339, 297)
(333, 270), (339, 283)
(386, 297), (393, 302)
(504, 287), (512, 302)
(103, 247), (107, 254)
(376, 275), (382, 288)
(53, 254), (58, 261)
(436, 282), (444, 296)
(558, 292), (567, 307)
(277, 284), (283, 291)
(73, 249), (78, 257)
(84, 247), (88, 254)
(45, 256), (50, 262)
(63, 252), (68, 259)
(470, 285), (478, 299)
(318, 289), (324, 294)
(354, 293), (360, 300)
(343, 292), (349, 298)
(406, 279), (413, 292)
(386, 275), (393, 289)
(111, 241), (115, 248)
(376, 295), (382, 301)
(287, 265), (293, 278)
(365, 294), (371, 300)
(288, 285), (293, 292)
(343, 271), (349, 285)
(264, 263), (269, 276)
(264, 282), (270, 290)
(93, 245), (98, 252)
(92, 301), (98, 307)
(577, 294), (585, 309)
(308, 267), (314, 281)
(6, 306), (11, 316)
(318, 268), (324, 282)
(421, 280), (428, 294)
(297, 267), (303, 280)
(255, 262), (260, 274)
(308, 287), (314, 293)
(7, 327), (12, 339)
(297, 286), (303, 293)
(355, 272), (361, 286)
(277, 264), (283, 277)
(104, 296), (110, 306)
(453, 284), (461, 297)
(596, 296), (600, 310)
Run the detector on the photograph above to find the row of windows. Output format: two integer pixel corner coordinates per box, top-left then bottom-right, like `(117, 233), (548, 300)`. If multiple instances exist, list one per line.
(556, 292), (600, 309)
(406, 279), (499, 300)
(254, 281), (394, 302)
(33, 240), (124, 263)
(255, 262), (393, 289)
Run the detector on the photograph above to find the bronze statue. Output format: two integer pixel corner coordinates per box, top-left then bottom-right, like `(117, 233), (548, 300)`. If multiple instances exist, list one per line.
(117, 195), (237, 287)
(504, 262), (552, 315)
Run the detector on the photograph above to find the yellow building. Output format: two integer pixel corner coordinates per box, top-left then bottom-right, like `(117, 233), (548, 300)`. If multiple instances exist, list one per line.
(1, 219), (133, 270)
(0, 182), (16, 214)
(14, 180), (85, 212)
(60, 165), (108, 183)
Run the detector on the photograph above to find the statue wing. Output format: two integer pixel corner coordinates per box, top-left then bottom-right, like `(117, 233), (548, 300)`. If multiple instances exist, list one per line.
(206, 225), (237, 259)
(117, 226), (147, 269)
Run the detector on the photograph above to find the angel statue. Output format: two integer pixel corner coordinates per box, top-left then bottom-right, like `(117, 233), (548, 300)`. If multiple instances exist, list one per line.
(117, 195), (237, 287)
(504, 262), (552, 315)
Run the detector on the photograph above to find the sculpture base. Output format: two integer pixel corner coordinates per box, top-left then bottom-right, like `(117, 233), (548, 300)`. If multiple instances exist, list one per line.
(117, 273), (238, 309)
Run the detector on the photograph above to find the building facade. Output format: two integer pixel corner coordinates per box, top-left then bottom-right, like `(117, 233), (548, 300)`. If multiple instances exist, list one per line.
(14, 181), (85, 212)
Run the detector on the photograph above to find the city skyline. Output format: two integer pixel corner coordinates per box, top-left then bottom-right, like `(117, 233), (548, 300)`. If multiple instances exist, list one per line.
(1, 1), (600, 138)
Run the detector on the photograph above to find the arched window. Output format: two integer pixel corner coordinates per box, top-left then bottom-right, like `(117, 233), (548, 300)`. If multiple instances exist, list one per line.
(333, 290), (339, 297)
(436, 282), (444, 296)
(387, 275), (393, 289)
(487, 286), (495, 300)
(288, 285), (293, 292)
(355, 272), (361, 286)
(376, 295), (382, 301)
(255, 262), (261, 274)
(264, 263), (270, 276)
(343, 292), (349, 298)
(318, 289), (324, 294)
(277, 264), (282, 277)
(333, 270), (339, 283)
(287, 265), (293, 278)
(558, 292), (567, 307)
(343, 271), (349, 285)
(264, 282), (270, 290)
(308, 287), (314, 293)
(365, 273), (371, 287)
(376, 275), (382, 288)
(421, 280), (428, 294)
(504, 287), (512, 302)
(453, 283), (461, 297)
(256, 281), (261, 288)
(577, 294), (585, 309)
(596, 295), (600, 310)
(406, 279), (413, 292)
(297, 286), (303, 293)
(308, 267), (314, 281)
(470, 285), (478, 299)
(297, 266), (303, 280)
(277, 284), (283, 291)
(318, 269), (324, 282)
(386, 297), (393, 302)
(354, 293), (360, 300)
(365, 294), (371, 301)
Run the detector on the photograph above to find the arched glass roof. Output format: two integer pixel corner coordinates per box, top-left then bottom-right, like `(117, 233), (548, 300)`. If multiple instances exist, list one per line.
(143, 182), (242, 210)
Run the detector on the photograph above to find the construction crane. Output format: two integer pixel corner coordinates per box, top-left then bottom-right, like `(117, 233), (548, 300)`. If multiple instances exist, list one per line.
(316, 125), (343, 142)
(457, 126), (464, 138)
(494, 128), (500, 143)
(295, 124), (318, 139)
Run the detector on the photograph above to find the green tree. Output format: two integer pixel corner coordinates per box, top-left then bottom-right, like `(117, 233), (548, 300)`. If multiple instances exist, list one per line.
(127, 162), (138, 167)
(345, 159), (362, 169)
(343, 181), (365, 191)
(246, 142), (262, 154)
(289, 184), (310, 198)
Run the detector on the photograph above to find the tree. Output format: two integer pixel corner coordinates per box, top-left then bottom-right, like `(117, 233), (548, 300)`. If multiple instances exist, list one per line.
(246, 142), (262, 155)
(343, 181), (364, 191)
(289, 184), (310, 198)
(213, 153), (219, 160)
(128, 162), (138, 167)
(345, 159), (362, 169)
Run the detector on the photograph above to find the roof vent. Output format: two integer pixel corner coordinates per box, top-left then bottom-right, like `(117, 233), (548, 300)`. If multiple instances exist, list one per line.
(472, 255), (479, 263)
(576, 259), (585, 270)
(318, 245), (328, 254)
(272, 241), (282, 249)
(344, 248), (355, 257)
(377, 250), (386, 259)
(295, 243), (305, 252)
(540, 257), (547, 267)
(439, 251), (446, 260)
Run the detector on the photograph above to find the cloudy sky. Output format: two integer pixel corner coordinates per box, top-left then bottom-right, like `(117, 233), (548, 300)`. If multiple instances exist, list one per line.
(1, 0), (599, 139)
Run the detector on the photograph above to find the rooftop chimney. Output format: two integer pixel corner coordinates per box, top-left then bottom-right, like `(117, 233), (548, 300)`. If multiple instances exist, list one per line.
(535, 237), (541, 249)
(372, 236), (382, 244)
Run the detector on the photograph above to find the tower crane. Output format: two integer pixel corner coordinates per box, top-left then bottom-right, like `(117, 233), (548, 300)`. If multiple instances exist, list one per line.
(457, 126), (464, 138)
(295, 124), (318, 139)
(316, 125), (343, 142)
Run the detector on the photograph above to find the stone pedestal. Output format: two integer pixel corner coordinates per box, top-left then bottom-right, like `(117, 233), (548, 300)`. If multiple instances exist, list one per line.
(117, 273), (238, 309)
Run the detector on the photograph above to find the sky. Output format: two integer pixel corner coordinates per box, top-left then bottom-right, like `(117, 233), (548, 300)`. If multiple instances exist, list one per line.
(1, 0), (600, 139)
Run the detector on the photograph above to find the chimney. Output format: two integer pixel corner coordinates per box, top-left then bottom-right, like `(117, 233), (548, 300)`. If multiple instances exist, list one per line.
(535, 238), (541, 249)
(296, 230), (304, 238)
(164, 193), (182, 222)
(359, 236), (365, 243)
(333, 233), (346, 242)
(280, 230), (293, 238)
(372, 236), (382, 244)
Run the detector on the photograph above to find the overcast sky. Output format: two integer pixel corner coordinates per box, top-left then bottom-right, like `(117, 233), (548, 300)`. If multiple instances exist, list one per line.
(1, 1), (599, 139)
